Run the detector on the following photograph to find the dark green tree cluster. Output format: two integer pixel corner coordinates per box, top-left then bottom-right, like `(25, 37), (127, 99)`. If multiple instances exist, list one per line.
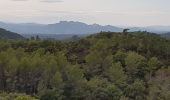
(0, 28), (24, 40)
(0, 31), (170, 100)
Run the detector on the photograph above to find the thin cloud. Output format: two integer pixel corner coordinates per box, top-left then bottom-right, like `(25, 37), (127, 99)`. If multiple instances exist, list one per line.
(10, 0), (64, 3)
(10, 0), (28, 1)
(40, 0), (64, 3)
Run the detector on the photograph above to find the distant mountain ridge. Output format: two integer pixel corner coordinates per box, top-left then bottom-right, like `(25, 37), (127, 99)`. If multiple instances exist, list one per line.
(0, 21), (170, 34)
(0, 28), (24, 39)
(0, 21), (123, 34)
(128, 26), (170, 33)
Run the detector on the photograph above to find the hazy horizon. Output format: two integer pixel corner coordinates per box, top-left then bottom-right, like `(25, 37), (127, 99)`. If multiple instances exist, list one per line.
(1, 20), (170, 28)
(0, 0), (170, 26)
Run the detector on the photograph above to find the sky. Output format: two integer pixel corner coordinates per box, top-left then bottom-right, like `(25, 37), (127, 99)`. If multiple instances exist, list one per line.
(0, 0), (170, 26)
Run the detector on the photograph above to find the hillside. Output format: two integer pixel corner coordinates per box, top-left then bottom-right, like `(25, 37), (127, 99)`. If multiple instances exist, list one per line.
(0, 31), (170, 99)
(161, 32), (170, 39)
(0, 28), (24, 39)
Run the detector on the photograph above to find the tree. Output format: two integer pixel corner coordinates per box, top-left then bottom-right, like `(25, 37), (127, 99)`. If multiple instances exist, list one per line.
(84, 77), (122, 100)
(64, 65), (86, 99)
(85, 39), (113, 78)
(36, 35), (40, 41)
(123, 29), (130, 33)
(125, 52), (147, 80)
(30, 36), (35, 40)
(148, 67), (170, 100)
(105, 62), (127, 87)
(124, 80), (146, 100)
(113, 50), (127, 66)
(38, 54), (66, 100)
(145, 57), (161, 82)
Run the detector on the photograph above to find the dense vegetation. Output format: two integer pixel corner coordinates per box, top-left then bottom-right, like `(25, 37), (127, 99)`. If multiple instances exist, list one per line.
(161, 32), (170, 39)
(0, 31), (170, 100)
(0, 28), (24, 40)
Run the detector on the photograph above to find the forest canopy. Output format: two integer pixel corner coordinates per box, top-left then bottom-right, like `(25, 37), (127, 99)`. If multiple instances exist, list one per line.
(0, 31), (170, 100)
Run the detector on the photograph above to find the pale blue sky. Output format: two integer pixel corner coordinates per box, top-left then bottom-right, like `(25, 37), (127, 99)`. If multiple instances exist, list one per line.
(0, 0), (170, 26)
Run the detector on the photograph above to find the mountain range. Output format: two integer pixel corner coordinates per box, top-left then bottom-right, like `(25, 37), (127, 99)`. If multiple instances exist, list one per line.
(0, 21), (123, 34)
(0, 21), (170, 35)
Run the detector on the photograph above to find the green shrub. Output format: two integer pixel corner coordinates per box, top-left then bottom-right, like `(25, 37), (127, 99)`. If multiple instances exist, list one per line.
(14, 95), (37, 100)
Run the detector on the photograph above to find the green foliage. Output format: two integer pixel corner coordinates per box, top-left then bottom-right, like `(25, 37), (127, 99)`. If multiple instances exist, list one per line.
(0, 93), (37, 100)
(125, 52), (147, 79)
(124, 80), (146, 100)
(85, 77), (122, 100)
(0, 32), (169, 99)
(105, 62), (127, 87)
(39, 89), (63, 100)
(14, 95), (37, 100)
(148, 67), (170, 100)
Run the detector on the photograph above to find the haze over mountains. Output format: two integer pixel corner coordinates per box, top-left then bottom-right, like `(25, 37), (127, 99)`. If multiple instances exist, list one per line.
(0, 21), (123, 34)
(0, 21), (170, 35)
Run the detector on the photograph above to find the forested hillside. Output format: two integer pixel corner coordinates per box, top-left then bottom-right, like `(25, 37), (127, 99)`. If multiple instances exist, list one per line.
(161, 32), (170, 39)
(0, 32), (170, 100)
(0, 28), (24, 40)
